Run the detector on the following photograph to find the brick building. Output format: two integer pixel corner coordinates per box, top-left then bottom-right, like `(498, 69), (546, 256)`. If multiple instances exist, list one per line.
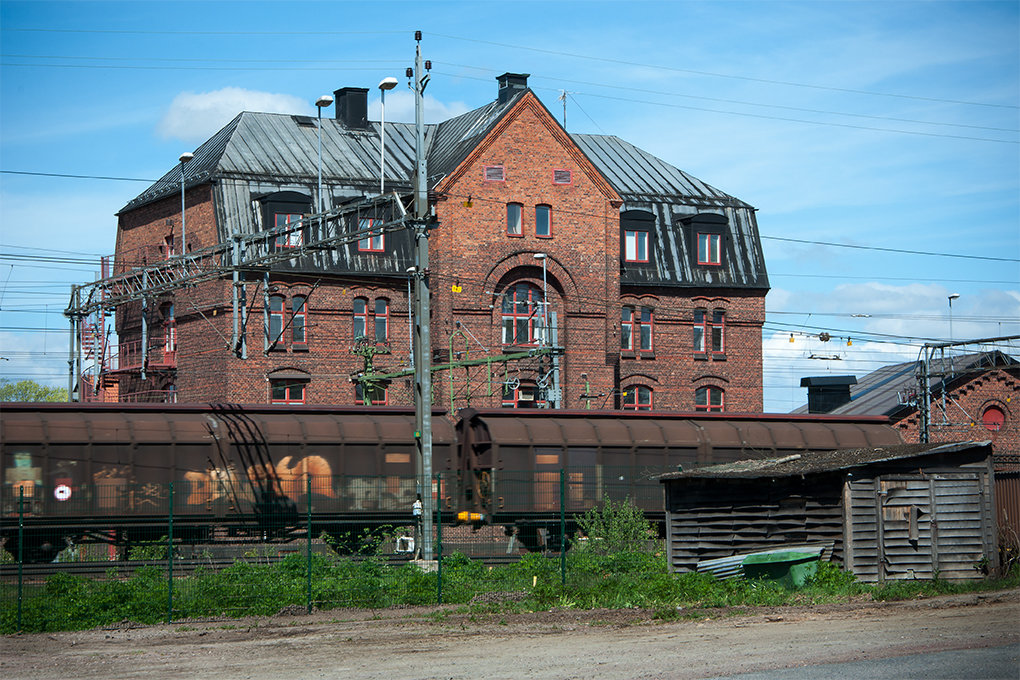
(797, 352), (1019, 471)
(94, 73), (769, 412)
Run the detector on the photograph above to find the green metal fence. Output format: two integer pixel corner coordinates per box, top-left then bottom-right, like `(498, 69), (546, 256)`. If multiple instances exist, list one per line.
(1, 467), (668, 631)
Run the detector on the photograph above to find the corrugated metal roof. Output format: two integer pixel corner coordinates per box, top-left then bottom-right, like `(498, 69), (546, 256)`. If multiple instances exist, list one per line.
(659, 440), (991, 480)
(793, 351), (1019, 417)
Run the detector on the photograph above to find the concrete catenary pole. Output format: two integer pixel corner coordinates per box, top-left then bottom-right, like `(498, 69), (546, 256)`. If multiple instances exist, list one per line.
(410, 31), (435, 561)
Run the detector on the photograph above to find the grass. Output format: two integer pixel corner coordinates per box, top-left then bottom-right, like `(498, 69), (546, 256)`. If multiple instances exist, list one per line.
(3, 551), (1017, 634)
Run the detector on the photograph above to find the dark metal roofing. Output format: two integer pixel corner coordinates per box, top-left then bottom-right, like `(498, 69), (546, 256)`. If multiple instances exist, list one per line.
(659, 440), (991, 480)
(117, 89), (769, 290)
(792, 351), (1019, 417)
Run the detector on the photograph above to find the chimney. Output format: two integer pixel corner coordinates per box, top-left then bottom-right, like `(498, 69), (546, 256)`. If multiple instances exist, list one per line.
(497, 73), (530, 104)
(800, 376), (858, 414)
(334, 87), (369, 128)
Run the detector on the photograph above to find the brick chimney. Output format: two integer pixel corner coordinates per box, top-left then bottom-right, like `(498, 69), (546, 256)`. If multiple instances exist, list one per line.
(800, 376), (857, 414)
(334, 87), (369, 128)
(497, 73), (529, 104)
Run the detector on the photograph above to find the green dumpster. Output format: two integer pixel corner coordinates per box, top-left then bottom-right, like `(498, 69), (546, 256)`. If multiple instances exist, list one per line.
(742, 551), (819, 588)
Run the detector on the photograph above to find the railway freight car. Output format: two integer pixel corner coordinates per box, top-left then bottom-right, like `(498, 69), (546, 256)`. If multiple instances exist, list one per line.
(1, 403), (456, 562)
(454, 408), (905, 550)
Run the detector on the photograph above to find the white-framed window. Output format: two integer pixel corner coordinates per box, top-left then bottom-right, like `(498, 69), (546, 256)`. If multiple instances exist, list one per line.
(694, 309), (725, 356)
(269, 295), (285, 344)
(353, 297), (368, 340)
(374, 298), (389, 342)
(291, 295), (307, 346)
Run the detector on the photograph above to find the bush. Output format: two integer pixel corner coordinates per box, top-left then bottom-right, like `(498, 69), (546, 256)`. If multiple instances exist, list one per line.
(574, 496), (656, 556)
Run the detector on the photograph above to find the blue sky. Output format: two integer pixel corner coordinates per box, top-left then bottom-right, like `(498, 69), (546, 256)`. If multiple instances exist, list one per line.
(1, 0), (1017, 412)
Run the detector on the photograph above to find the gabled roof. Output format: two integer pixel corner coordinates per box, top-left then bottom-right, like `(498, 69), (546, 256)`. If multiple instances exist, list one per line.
(793, 350), (1019, 417)
(659, 440), (991, 480)
(120, 88), (752, 218)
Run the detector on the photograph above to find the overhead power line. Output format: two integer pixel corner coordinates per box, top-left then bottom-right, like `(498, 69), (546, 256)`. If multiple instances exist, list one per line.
(762, 235), (1020, 263)
(1, 169), (157, 182)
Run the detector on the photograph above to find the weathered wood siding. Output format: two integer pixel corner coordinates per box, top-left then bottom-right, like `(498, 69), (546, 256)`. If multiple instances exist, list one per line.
(664, 476), (844, 573)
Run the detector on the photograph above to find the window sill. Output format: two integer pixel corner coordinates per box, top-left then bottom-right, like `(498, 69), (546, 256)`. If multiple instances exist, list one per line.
(507, 233), (524, 238)
(292, 345), (309, 353)
(693, 354), (709, 361)
(712, 354), (727, 362)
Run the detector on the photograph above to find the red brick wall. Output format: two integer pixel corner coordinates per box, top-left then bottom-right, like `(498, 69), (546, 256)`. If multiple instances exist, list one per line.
(108, 93), (765, 412)
(894, 368), (1019, 470)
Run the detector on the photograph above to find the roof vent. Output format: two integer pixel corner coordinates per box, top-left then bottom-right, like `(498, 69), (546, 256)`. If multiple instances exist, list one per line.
(497, 73), (530, 104)
(800, 376), (858, 414)
(334, 87), (369, 129)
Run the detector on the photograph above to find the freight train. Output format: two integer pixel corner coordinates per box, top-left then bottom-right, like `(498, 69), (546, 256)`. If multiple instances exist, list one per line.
(1, 402), (903, 561)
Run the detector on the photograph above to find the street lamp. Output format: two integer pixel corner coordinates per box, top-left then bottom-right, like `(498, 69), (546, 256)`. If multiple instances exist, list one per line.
(178, 152), (193, 253)
(533, 253), (548, 346)
(948, 293), (960, 342)
(378, 77), (398, 193)
(315, 95), (334, 214)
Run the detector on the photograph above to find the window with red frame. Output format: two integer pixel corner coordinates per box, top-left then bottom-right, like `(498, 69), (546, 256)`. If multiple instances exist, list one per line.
(695, 385), (724, 412)
(694, 309), (725, 356)
(291, 295), (307, 346)
(163, 235), (175, 259)
(374, 298), (389, 342)
(697, 232), (721, 265)
(353, 297), (368, 340)
(982, 405), (1005, 431)
(355, 383), (388, 405)
(535, 204), (552, 238)
(163, 303), (176, 354)
(270, 379), (306, 404)
(624, 230), (649, 262)
(506, 203), (523, 236)
(621, 306), (653, 353)
(269, 295), (285, 345)
(623, 385), (653, 410)
(502, 282), (543, 346)
(501, 381), (544, 408)
(275, 213), (303, 249)
(358, 218), (384, 252)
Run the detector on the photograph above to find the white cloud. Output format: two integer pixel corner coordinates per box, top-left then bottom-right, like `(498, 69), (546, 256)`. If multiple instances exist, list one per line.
(368, 91), (470, 125)
(157, 88), (307, 142)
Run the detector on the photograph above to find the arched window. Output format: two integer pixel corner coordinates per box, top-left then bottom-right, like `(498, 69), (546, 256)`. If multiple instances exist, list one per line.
(623, 385), (653, 410)
(695, 386), (724, 412)
(270, 378), (307, 404)
(982, 405), (1005, 431)
(502, 282), (544, 346)
(353, 297), (368, 340)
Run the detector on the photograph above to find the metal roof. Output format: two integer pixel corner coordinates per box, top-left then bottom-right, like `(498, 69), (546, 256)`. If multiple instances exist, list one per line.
(659, 440), (991, 480)
(117, 89), (769, 290)
(793, 351), (1019, 417)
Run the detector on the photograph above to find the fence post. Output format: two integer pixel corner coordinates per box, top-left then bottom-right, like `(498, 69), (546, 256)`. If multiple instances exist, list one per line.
(167, 481), (174, 624)
(560, 468), (566, 587)
(306, 474), (312, 614)
(436, 473), (443, 605)
(17, 486), (24, 633)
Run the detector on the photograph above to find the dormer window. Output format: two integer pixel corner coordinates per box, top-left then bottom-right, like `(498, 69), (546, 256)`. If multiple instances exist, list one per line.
(697, 233), (721, 265)
(682, 212), (728, 268)
(620, 209), (654, 265)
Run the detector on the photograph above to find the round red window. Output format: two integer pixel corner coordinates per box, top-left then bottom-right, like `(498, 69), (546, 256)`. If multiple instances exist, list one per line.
(981, 406), (1005, 432)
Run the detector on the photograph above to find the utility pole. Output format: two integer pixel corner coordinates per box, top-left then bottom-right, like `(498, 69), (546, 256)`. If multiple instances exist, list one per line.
(409, 31), (435, 561)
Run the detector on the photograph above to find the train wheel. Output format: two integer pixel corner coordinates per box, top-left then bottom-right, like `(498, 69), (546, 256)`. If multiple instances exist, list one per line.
(2, 531), (67, 564)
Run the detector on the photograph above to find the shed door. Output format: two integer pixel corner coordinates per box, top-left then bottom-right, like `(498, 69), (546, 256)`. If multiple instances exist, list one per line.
(876, 472), (985, 582)
(877, 479), (933, 581)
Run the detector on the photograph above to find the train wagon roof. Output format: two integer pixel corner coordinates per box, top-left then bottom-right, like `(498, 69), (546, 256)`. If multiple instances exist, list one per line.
(456, 408), (902, 451)
(0, 403), (455, 446)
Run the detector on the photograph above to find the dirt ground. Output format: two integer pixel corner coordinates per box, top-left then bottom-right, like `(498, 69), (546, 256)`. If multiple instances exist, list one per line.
(2, 589), (1018, 680)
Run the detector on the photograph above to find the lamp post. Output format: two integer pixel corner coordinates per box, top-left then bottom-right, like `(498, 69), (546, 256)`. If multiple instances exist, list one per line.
(948, 293), (960, 342)
(533, 253), (548, 345)
(178, 152), (193, 253)
(315, 95), (333, 214)
(378, 77), (398, 193)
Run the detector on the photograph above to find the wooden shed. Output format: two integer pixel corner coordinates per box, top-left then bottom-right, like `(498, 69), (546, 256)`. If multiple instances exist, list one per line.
(659, 441), (998, 582)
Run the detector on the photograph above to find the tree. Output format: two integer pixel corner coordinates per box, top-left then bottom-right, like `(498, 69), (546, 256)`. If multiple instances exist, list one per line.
(0, 379), (68, 402)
